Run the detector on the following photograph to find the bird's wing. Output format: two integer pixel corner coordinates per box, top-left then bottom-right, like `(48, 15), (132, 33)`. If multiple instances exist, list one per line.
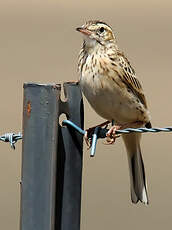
(113, 51), (148, 109)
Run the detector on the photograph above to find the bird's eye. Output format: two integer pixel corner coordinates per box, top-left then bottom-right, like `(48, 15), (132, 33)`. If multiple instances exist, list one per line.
(99, 27), (105, 33)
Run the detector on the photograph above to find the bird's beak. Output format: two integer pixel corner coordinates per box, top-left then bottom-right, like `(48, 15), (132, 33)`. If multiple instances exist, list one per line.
(76, 27), (92, 36)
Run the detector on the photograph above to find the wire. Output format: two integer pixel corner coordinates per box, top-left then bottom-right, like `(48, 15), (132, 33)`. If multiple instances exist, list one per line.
(62, 120), (172, 157)
(1, 120), (172, 154)
(0, 133), (22, 150)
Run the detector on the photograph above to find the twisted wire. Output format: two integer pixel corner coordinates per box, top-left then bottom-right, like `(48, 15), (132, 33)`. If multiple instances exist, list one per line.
(62, 120), (172, 137)
(1, 120), (172, 151)
(62, 120), (172, 157)
(0, 133), (22, 149)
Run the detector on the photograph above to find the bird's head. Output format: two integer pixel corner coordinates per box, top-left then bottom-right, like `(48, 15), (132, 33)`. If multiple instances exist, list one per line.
(76, 20), (116, 48)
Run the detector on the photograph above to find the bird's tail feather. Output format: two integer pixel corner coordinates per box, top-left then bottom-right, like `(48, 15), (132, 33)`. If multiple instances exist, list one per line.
(122, 133), (149, 205)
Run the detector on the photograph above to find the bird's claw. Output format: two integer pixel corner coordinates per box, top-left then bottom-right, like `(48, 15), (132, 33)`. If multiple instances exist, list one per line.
(84, 122), (121, 147)
(105, 125), (121, 144)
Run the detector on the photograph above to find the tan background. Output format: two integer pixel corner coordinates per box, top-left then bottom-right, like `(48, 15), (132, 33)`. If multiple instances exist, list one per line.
(0, 0), (172, 229)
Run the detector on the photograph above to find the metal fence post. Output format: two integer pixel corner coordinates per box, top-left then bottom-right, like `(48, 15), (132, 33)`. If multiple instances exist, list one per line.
(20, 83), (60, 230)
(55, 82), (84, 230)
(20, 82), (84, 230)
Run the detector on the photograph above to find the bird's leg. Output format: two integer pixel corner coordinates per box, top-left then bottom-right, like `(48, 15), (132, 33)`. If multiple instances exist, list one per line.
(106, 121), (144, 144)
(84, 120), (110, 147)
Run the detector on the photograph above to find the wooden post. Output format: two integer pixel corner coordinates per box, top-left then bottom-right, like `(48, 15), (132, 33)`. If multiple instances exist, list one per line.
(20, 82), (84, 230)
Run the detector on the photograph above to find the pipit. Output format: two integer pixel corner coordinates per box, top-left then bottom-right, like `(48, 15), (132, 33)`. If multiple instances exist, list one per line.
(76, 20), (151, 204)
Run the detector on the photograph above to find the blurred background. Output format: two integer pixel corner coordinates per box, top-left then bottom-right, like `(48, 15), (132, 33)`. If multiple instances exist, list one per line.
(0, 0), (172, 229)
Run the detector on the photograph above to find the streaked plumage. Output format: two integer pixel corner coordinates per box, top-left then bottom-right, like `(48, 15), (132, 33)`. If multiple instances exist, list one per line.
(76, 20), (151, 204)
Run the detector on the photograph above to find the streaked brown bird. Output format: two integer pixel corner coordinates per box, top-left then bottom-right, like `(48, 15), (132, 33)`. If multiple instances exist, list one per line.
(76, 20), (151, 204)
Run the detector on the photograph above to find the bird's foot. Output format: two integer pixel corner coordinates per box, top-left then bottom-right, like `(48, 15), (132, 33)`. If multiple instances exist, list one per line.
(84, 121), (110, 148)
(105, 121), (145, 144)
(105, 125), (121, 144)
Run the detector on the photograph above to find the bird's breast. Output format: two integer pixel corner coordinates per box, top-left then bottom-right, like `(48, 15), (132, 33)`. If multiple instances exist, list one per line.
(79, 54), (150, 125)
